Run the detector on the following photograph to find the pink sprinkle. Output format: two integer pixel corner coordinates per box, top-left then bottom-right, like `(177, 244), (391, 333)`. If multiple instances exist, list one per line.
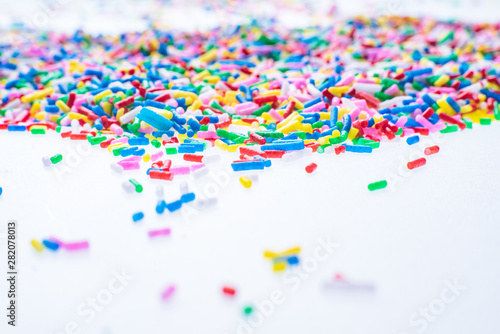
(151, 151), (164, 162)
(161, 285), (176, 300)
(190, 163), (205, 172)
(117, 156), (142, 164)
(415, 114), (437, 132)
(197, 131), (217, 139)
(384, 84), (399, 96)
(110, 123), (124, 135)
(63, 241), (89, 251)
(233, 76), (258, 88)
(336, 75), (355, 87)
(111, 137), (128, 145)
(118, 161), (140, 170)
(148, 228), (171, 238)
(395, 116), (408, 127)
(268, 109), (284, 122)
(170, 166), (191, 175)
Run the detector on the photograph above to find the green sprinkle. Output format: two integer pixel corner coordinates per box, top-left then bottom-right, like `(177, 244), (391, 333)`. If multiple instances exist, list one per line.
(243, 306), (253, 315)
(112, 146), (127, 156)
(252, 104), (272, 117)
(30, 128), (45, 135)
(88, 136), (107, 145)
(368, 180), (388, 191)
(166, 147), (177, 155)
(494, 102), (500, 121)
(479, 118), (492, 125)
(440, 125), (458, 133)
(312, 121), (324, 129)
(374, 91), (393, 101)
(151, 139), (161, 148)
(129, 179), (143, 193)
(50, 154), (63, 164)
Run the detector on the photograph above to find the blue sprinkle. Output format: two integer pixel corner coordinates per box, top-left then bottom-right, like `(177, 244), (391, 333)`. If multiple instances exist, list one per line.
(132, 212), (144, 222)
(7, 125), (26, 132)
(166, 200), (182, 212)
(406, 135), (420, 145)
(180, 192), (196, 203)
(343, 144), (373, 153)
(287, 256), (299, 265)
(42, 240), (59, 251)
(128, 137), (149, 145)
(231, 160), (266, 171)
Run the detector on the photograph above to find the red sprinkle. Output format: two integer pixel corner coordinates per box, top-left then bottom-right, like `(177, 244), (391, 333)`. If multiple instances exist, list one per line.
(149, 170), (174, 181)
(222, 286), (236, 296)
(424, 146), (440, 156)
(183, 154), (203, 163)
(305, 162), (318, 174)
(407, 157), (426, 170)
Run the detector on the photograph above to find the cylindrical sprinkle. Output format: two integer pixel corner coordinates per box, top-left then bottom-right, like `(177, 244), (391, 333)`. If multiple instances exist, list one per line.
(129, 179), (143, 192)
(305, 163), (317, 174)
(132, 212), (144, 222)
(424, 146), (440, 155)
(161, 285), (176, 300)
(368, 180), (388, 191)
(239, 176), (252, 188)
(148, 228), (171, 238)
(407, 158), (426, 170)
(50, 154), (63, 164)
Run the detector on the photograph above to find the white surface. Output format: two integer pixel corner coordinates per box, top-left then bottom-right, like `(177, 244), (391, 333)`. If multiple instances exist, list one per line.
(1, 1), (500, 333)
(1, 122), (500, 334)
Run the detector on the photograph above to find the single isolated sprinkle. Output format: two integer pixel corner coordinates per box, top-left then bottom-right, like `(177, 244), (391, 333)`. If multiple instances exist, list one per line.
(368, 180), (388, 191)
(424, 146), (440, 156)
(305, 162), (318, 174)
(239, 176), (252, 188)
(407, 158), (427, 170)
(132, 212), (144, 222)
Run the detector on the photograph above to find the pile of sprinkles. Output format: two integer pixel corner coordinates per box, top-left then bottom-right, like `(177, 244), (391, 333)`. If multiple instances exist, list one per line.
(1, 15), (500, 303)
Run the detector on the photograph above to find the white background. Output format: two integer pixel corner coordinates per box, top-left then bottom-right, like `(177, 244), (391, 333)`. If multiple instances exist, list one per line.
(1, 1), (500, 334)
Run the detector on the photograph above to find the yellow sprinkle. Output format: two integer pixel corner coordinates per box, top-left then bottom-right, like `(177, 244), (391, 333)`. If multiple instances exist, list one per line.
(260, 89), (281, 97)
(273, 262), (287, 272)
(199, 49), (217, 63)
(227, 144), (240, 152)
(94, 89), (112, 102)
(143, 154), (151, 162)
(30, 101), (41, 116)
(215, 139), (228, 151)
(31, 239), (44, 252)
(116, 108), (125, 121)
(348, 127), (359, 140)
(192, 70), (210, 82)
(205, 75), (221, 84)
(460, 105), (473, 113)
(239, 176), (252, 188)
(34, 112), (46, 121)
(328, 85), (350, 96)
(434, 75), (450, 87)
(102, 101), (112, 117)
(264, 246), (301, 259)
